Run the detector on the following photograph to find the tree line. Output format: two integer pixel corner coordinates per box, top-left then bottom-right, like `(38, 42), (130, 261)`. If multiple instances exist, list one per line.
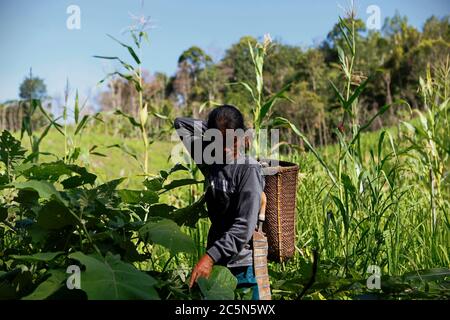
(2, 14), (449, 147)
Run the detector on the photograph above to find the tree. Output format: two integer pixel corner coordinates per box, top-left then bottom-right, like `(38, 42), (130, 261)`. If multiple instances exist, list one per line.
(19, 69), (47, 100)
(173, 46), (213, 112)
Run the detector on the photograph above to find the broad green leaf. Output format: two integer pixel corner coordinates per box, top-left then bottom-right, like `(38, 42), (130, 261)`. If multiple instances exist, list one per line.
(20, 161), (72, 181)
(143, 177), (164, 191)
(169, 194), (208, 227)
(147, 203), (177, 219)
(20, 161), (97, 188)
(0, 130), (26, 168)
(37, 200), (78, 229)
(158, 163), (189, 180)
(118, 189), (159, 205)
(0, 206), (7, 221)
(10, 180), (64, 203)
(22, 270), (66, 300)
(69, 252), (159, 300)
(197, 266), (238, 300)
(169, 163), (189, 173)
(139, 218), (195, 254)
(11, 251), (64, 262)
(61, 172), (97, 189)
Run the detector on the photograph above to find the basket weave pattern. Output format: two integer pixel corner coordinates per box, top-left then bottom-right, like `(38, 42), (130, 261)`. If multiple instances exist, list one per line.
(261, 160), (299, 262)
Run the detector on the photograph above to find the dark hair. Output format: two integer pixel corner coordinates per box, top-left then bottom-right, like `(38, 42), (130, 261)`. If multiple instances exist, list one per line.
(207, 105), (246, 132)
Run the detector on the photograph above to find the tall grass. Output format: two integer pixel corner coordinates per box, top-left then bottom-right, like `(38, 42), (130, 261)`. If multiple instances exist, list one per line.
(270, 13), (449, 281)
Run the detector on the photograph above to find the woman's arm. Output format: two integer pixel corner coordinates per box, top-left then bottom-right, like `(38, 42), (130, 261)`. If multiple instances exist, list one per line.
(174, 117), (209, 175)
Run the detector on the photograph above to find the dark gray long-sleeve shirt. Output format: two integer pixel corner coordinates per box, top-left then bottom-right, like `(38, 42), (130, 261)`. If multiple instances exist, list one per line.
(174, 117), (265, 267)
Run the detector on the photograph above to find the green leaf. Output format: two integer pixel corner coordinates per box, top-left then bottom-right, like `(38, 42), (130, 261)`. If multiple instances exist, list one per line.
(37, 200), (78, 230)
(118, 189), (159, 205)
(163, 178), (203, 192)
(74, 90), (80, 124)
(344, 76), (371, 111)
(10, 180), (64, 203)
(197, 266), (238, 300)
(147, 203), (177, 219)
(37, 102), (65, 136)
(168, 163), (190, 175)
(74, 115), (89, 136)
(139, 218), (195, 255)
(169, 194), (207, 227)
(341, 174), (356, 195)
(271, 117), (336, 185)
(20, 161), (71, 181)
(107, 34), (141, 65)
(143, 177), (164, 191)
(69, 252), (159, 300)
(332, 195), (348, 233)
(22, 270), (66, 300)
(257, 83), (292, 127)
(114, 110), (141, 128)
(236, 82), (256, 102)
(20, 161), (97, 188)
(107, 144), (140, 164)
(342, 103), (393, 158)
(0, 206), (7, 221)
(93, 56), (134, 72)
(329, 80), (347, 110)
(0, 130), (26, 168)
(61, 173), (96, 189)
(10, 251), (64, 262)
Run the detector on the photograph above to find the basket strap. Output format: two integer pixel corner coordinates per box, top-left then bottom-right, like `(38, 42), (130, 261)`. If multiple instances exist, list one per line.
(257, 192), (267, 232)
(276, 173), (283, 261)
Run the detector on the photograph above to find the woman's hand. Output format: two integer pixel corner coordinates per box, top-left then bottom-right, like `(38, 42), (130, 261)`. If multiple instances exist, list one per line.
(189, 254), (214, 288)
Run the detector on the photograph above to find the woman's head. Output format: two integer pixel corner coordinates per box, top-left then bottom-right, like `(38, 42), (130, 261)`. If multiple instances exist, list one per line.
(207, 104), (246, 133)
(207, 105), (249, 161)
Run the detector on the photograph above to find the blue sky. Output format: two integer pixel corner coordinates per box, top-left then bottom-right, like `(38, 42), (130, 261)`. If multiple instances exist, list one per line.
(0, 0), (449, 104)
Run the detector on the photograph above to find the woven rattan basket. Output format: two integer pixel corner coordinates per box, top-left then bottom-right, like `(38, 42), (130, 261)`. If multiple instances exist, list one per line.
(259, 159), (299, 262)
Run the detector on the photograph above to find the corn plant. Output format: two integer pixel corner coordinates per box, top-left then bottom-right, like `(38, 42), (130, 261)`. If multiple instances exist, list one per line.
(237, 34), (291, 156)
(20, 101), (63, 164)
(95, 18), (152, 175)
(271, 13), (408, 276)
(401, 58), (450, 232)
(60, 81), (103, 164)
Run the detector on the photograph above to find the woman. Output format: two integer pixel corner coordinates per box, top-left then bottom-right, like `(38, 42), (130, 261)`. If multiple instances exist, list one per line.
(174, 105), (265, 300)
